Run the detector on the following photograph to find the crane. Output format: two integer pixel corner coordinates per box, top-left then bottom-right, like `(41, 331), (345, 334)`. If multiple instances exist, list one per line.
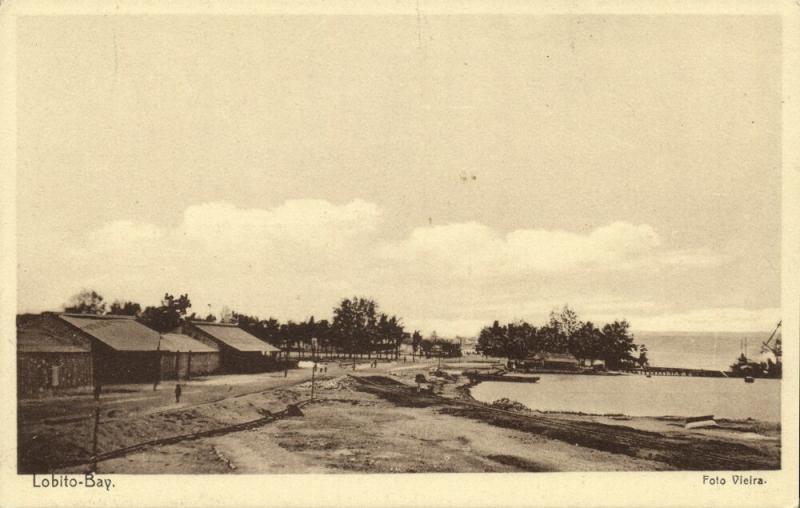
(760, 320), (782, 363)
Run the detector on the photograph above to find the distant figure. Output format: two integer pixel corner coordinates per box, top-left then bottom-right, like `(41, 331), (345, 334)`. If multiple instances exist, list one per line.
(404, 356), (407, 363)
(93, 384), (102, 401)
(175, 383), (182, 403)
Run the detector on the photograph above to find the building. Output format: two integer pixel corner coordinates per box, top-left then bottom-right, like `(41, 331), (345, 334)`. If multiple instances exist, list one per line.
(17, 312), (172, 393)
(59, 313), (163, 384)
(157, 333), (221, 379)
(180, 321), (284, 373)
(524, 352), (581, 371)
(17, 314), (94, 395)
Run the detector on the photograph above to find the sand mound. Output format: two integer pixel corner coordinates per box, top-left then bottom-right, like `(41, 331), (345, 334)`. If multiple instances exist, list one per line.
(296, 376), (358, 392)
(490, 398), (531, 412)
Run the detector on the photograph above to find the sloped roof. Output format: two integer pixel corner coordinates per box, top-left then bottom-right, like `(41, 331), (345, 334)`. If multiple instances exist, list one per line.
(189, 322), (280, 352)
(159, 333), (219, 353)
(17, 325), (91, 353)
(60, 314), (160, 351)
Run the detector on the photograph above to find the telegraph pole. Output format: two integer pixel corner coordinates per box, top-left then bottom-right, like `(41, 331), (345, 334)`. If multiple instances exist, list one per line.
(310, 337), (318, 401)
(153, 334), (162, 391)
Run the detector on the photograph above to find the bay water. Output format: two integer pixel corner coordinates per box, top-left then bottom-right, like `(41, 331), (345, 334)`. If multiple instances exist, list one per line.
(470, 374), (781, 422)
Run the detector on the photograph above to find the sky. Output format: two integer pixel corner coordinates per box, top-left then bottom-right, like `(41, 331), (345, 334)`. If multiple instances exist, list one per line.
(15, 15), (782, 335)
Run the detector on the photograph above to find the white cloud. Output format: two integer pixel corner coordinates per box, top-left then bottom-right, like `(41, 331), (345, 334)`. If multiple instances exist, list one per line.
(380, 220), (717, 278)
(180, 199), (380, 251)
(18, 199), (753, 336)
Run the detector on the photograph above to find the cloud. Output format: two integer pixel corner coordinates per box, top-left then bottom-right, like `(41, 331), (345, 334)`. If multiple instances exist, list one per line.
(380, 220), (717, 278)
(29, 199), (382, 317)
(179, 199), (380, 251)
(18, 199), (749, 336)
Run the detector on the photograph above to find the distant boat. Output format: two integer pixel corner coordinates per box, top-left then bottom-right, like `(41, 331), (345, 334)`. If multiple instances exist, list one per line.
(744, 376), (755, 384)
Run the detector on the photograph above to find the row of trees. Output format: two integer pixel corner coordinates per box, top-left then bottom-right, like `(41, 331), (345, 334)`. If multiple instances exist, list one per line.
(417, 331), (463, 358)
(476, 306), (644, 370)
(233, 297), (409, 358)
(61, 290), (412, 358)
(64, 289), (204, 333)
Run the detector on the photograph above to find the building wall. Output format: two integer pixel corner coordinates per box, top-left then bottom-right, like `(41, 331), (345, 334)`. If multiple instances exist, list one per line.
(159, 352), (221, 379)
(94, 348), (159, 385)
(17, 352), (93, 396)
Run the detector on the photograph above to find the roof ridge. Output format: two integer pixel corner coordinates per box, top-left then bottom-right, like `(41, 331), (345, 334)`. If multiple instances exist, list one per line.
(188, 320), (239, 327)
(59, 313), (137, 320)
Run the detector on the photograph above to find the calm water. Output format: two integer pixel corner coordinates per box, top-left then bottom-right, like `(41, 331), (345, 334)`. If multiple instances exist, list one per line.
(471, 374), (781, 422)
(634, 331), (777, 371)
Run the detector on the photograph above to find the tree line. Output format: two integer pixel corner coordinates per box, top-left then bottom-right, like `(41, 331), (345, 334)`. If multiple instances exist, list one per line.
(476, 305), (645, 370)
(52, 289), (413, 358)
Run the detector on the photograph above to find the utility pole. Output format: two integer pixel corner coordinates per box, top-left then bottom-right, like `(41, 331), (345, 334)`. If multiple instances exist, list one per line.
(153, 334), (163, 391)
(284, 336), (289, 377)
(310, 337), (318, 401)
(91, 368), (101, 472)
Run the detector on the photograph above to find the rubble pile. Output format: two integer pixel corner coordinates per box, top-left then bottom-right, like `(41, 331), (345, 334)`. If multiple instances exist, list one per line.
(490, 398), (531, 412)
(296, 376), (359, 392)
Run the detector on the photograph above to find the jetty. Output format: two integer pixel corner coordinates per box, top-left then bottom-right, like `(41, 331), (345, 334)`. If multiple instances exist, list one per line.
(621, 366), (728, 378)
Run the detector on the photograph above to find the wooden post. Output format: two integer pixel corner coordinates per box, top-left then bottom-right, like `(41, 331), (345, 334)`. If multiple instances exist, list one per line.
(91, 400), (100, 472)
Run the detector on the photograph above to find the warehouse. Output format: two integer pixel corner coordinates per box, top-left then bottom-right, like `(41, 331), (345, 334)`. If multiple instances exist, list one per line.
(16, 313), (94, 396)
(181, 321), (284, 373)
(158, 332), (221, 379)
(58, 313), (162, 384)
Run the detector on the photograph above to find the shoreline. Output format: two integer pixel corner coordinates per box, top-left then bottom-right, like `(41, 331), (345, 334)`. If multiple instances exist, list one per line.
(18, 361), (781, 474)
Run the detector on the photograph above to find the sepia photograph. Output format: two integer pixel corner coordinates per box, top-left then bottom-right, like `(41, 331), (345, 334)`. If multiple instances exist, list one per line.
(1, 1), (798, 507)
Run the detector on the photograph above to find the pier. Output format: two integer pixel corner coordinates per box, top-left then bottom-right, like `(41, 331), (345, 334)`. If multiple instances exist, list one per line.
(621, 367), (728, 378)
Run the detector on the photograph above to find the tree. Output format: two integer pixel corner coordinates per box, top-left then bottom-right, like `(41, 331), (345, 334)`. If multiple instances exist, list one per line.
(411, 330), (422, 356)
(139, 293), (192, 333)
(506, 321), (533, 360)
(638, 344), (649, 367)
(186, 312), (216, 322)
(476, 320), (511, 358)
(64, 289), (106, 315)
(331, 296), (379, 357)
(549, 305), (583, 354)
(109, 300), (142, 316)
(600, 320), (637, 370)
(569, 321), (603, 366)
(376, 313), (406, 358)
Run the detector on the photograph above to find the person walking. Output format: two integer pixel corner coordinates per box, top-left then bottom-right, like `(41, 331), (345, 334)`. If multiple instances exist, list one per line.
(175, 383), (182, 403)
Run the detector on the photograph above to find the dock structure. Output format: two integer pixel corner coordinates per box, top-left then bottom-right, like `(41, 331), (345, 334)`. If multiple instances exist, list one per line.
(622, 366), (728, 378)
